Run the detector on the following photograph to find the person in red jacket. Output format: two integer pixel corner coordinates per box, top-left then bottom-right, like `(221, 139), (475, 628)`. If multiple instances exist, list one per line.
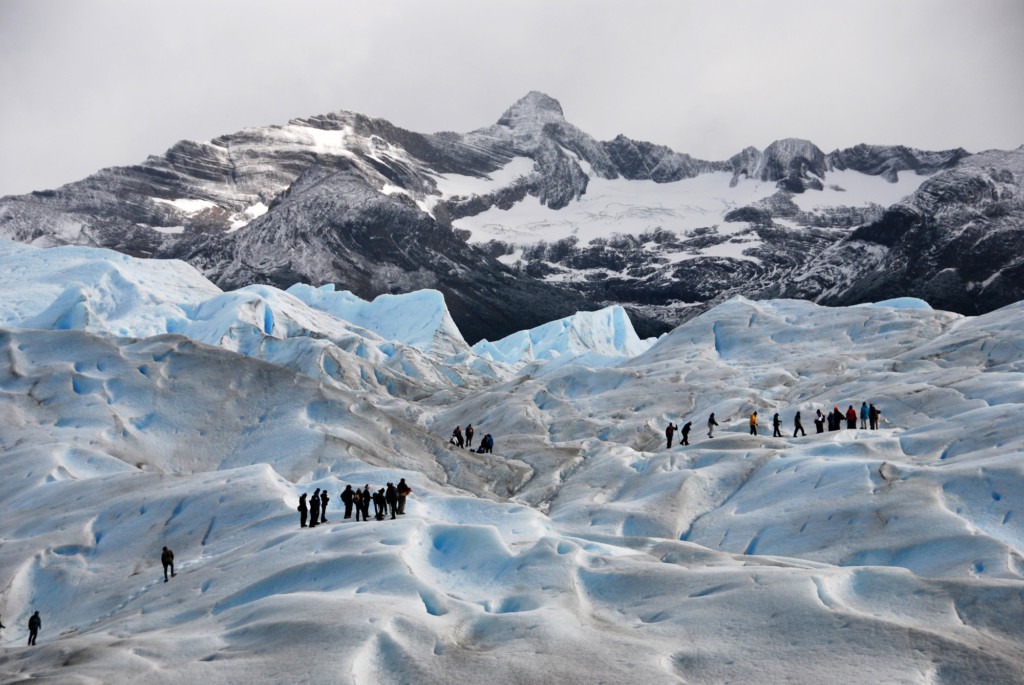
(846, 405), (857, 429)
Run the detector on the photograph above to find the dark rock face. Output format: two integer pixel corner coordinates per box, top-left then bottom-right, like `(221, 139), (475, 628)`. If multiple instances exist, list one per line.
(778, 148), (1024, 314)
(602, 135), (727, 182)
(733, 138), (828, 192)
(827, 144), (970, 183)
(0, 91), (1016, 341)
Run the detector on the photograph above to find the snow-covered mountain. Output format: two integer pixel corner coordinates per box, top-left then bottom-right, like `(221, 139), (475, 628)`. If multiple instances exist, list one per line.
(1, 240), (1024, 683)
(2, 91), (1013, 342)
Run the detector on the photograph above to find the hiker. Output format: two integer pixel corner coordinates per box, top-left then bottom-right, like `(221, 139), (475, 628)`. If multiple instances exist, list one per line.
(309, 488), (321, 528)
(341, 485), (354, 519)
(794, 411), (806, 437)
(360, 485), (372, 521)
(814, 409), (825, 433)
(373, 489), (386, 521)
(465, 424), (475, 448)
(353, 487), (364, 522)
(385, 483), (398, 520)
(830, 407), (843, 431)
(319, 489), (329, 524)
(482, 434), (494, 453)
(860, 402), (869, 429)
(749, 411), (758, 436)
(27, 611), (41, 646)
(681, 421), (692, 445)
(451, 426), (464, 448)
(161, 546), (175, 582)
(772, 413), (782, 437)
(396, 478), (411, 514)
(298, 493), (308, 528)
(707, 412), (719, 438)
(846, 405), (857, 430)
(665, 422), (677, 449)
(869, 404), (880, 430)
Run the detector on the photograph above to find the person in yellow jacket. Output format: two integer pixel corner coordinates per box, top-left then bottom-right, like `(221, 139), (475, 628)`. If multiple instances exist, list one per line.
(749, 411), (758, 435)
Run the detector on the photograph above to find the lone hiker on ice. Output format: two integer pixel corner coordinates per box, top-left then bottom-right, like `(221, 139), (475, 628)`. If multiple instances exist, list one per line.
(749, 411), (758, 436)
(681, 420), (692, 445)
(665, 422), (677, 449)
(161, 546), (176, 582)
(465, 424), (475, 448)
(707, 412), (718, 438)
(27, 611), (41, 646)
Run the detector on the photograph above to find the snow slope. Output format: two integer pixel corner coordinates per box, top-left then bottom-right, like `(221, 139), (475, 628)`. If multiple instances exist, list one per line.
(1, 243), (1023, 683)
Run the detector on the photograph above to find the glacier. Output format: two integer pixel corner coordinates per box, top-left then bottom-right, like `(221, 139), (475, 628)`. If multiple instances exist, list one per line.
(0, 240), (1023, 683)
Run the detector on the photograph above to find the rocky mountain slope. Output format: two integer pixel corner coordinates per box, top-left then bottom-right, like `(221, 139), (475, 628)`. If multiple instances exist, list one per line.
(0, 91), (1016, 337)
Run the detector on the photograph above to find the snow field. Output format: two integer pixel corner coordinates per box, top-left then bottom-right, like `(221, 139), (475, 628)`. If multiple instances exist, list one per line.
(2, 241), (1024, 682)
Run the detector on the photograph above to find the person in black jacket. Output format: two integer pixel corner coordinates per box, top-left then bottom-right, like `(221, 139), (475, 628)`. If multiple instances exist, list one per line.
(27, 611), (41, 646)
(793, 412), (806, 437)
(772, 413), (782, 437)
(360, 485), (372, 521)
(319, 489), (329, 524)
(385, 483), (398, 520)
(161, 546), (175, 582)
(396, 478), (411, 514)
(681, 421), (692, 445)
(298, 493), (308, 528)
(309, 488), (320, 528)
(353, 487), (364, 522)
(341, 485), (354, 519)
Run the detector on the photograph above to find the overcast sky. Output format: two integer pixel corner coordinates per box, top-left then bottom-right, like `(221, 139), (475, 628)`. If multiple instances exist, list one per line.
(1, 0), (1022, 196)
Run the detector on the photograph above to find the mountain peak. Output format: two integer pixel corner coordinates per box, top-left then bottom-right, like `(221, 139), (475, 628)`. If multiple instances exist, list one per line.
(496, 91), (565, 128)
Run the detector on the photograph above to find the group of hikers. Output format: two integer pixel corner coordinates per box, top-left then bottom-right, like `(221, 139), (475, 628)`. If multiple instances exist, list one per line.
(666, 402), (883, 447)
(450, 424), (494, 453)
(298, 478), (412, 526)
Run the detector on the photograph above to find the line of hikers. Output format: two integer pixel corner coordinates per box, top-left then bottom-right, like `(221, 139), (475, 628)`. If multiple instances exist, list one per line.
(450, 424), (494, 453)
(297, 478), (412, 527)
(667, 403), (883, 447)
